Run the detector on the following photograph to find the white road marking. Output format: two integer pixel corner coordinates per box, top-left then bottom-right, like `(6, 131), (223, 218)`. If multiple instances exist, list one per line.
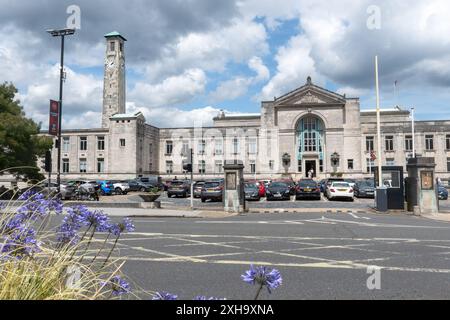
(347, 212), (360, 219)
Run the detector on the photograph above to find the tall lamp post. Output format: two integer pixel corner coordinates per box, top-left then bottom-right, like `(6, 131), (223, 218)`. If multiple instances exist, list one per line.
(47, 28), (75, 193)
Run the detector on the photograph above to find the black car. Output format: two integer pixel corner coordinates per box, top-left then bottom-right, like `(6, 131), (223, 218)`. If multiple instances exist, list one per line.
(244, 182), (261, 201)
(201, 181), (224, 203)
(354, 180), (375, 198)
(127, 179), (155, 192)
(167, 180), (191, 198)
(296, 179), (321, 200)
(266, 182), (291, 201)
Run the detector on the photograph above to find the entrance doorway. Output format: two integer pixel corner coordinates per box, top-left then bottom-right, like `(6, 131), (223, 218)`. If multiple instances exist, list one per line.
(305, 160), (317, 178)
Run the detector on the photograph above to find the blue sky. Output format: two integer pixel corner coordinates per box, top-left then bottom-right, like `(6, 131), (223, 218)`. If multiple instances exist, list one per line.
(1, 0), (450, 128)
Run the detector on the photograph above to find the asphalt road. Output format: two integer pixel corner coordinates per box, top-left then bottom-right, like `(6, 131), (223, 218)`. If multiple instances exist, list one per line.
(105, 212), (450, 300)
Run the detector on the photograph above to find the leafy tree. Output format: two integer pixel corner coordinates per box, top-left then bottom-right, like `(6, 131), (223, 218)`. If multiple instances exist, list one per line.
(0, 82), (53, 181)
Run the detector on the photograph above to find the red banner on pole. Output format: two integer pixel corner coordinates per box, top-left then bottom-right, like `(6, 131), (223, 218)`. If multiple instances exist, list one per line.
(49, 100), (59, 136)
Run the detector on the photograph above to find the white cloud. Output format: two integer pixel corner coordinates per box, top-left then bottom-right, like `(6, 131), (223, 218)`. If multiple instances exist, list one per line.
(260, 35), (324, 100)
(126, 103), (224, 128)
(129, 68), (206, 108)
(144, 18), (269, 80)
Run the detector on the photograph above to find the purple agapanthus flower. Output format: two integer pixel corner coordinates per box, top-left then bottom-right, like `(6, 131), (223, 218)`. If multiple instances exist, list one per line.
(78, 209), (110, 232)
(110, 276), (131, 296)
(1, 225), (41, 258)
(241, 265), (282, 293)
(152, 292), (178, 300)
(109, 218), (135, 236)
(17, 191), (63, 220)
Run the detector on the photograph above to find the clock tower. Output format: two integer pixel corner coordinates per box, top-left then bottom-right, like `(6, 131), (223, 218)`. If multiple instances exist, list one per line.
(102, 31), (127, 128)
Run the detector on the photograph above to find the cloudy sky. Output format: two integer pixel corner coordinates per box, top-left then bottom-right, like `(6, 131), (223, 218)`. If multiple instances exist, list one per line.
(1, 0), (450, 129)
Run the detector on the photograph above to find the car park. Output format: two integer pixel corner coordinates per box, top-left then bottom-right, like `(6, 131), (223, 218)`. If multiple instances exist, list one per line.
(354, 180), (375, 198)
(244, 182), (261, 201)
(296, 179), (321, 200)
(266, 181), (291, 201)
(201, 180), (224, 202)
(137, 176), (163, 190)
(326, 181), (354, 201)
(167, 180), (191, 198)
(38, 182), (75, 200)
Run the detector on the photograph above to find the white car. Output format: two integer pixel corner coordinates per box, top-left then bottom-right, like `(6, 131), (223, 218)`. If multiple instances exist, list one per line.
(326, 182), (354, 201)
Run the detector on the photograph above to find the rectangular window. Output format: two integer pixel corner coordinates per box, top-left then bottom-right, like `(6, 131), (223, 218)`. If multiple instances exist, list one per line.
(120, 43), (123, 52)
(447, 158), (450, 172)
(232, 137), (240, 155)
(367, 159), (375, 173)
(62, 159), (69, 173)
(166, 161), (173, 174)
(97, 158), (105, 173)
(166, 141), (173, 155)
(110, 41), (115, 51)
(319, 160), (324, 173)
(386, 158), (395, 166)
(80, 137), (87, 151)
(366, 136), (374, 152)
(198, 161), (206, 174)
(385, 136), (394, 151)
(215, 139), (223, 155)
(149, 143), (153, 156)
(62, 137), (70, 153)
(405, 135), (413, 151)
(425, 135), (434, 151)
(198, 140), (206, 155)
(215, 160), (223, 174)
(248, 137), (258, 155)
(446, 135), (450, 150)
(348, 159), (354, 170)
(79, 159), (87, 173)
(97, 136), (105, 151)
(120, 139), (126, 147)
(250, 160), (256, 174)
(181, 141), (189, 156)
(298, 160), (302, 173)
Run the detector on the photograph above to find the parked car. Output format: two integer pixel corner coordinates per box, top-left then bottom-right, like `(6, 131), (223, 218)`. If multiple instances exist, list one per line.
(244, 182), (261, 201)
(87, 181), (101, 192)
(324, 178), (345, 193)
(266, 181), (291, 201)
(201, 180), (224, 203)
(137, 176), (163, 190)
(99, 181), (114, 196)
(319, 179), (327, 193)
(296, 179), (321, 200)
(128, 179), (155, 192)
(167, 180), (191, 198)
(344, 179), (357, 188)
(38, 182), (75, 200)
(438, 185), (449, 200)
(110, 180), (130, 195)
(193, 181), (205, 198)
(326, 181), (354, 201)
(354, 180), (375, 198)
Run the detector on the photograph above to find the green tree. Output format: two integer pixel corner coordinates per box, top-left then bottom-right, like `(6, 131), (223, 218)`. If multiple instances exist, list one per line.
(0, 82), (53, 181)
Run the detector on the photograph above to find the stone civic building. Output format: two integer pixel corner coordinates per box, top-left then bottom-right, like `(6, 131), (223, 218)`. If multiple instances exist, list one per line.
(43, 32), (450, 182)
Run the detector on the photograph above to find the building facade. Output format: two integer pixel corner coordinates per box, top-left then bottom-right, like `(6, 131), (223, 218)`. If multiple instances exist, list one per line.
(42, 32), (450, 182)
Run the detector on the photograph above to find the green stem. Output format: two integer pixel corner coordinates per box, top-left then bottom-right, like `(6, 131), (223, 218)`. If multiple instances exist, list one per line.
(254, 284), (264, 300)
(90, 233), (111, 265)
(101, 234), (120, 269)
(69, 223), (92, 261)
(79, 226), (97, 263)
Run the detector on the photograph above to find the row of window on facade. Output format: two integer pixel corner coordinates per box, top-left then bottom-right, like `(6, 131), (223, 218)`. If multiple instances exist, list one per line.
(61, 136), (126, 153)
(165, 160), (273, 175)
(165, 137), (259, 157)
(365, 135), (450, 153)
(62, 158), (105, 173)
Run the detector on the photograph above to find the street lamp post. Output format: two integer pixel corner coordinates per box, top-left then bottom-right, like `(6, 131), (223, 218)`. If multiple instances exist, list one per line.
(47, 28), (75, 193)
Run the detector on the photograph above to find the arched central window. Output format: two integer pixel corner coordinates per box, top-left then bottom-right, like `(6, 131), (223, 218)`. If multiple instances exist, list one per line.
(297, 116), (325, 173)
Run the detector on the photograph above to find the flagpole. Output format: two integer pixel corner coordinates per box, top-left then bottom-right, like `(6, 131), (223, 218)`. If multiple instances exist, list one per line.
(375, 56), (383, 188)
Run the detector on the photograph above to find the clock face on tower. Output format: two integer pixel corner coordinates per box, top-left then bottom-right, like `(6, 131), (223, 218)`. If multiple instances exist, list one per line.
(105, 57), (115, 70)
